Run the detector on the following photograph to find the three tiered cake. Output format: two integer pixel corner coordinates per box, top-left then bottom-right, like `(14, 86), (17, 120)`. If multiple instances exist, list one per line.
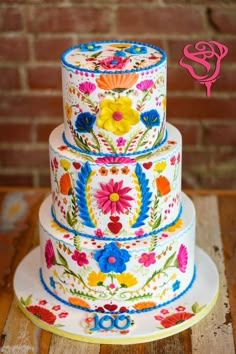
(14, 41), (219, 343)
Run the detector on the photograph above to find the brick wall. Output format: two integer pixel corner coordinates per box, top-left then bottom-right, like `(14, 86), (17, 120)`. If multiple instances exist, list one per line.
(0, 1), (235, 189)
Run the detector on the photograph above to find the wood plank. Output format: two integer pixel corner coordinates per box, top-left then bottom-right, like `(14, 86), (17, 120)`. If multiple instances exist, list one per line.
(100, 343), (144, 354)
(49, 335), (100, 354)
(218, 195), (236, 350)
(191, 195), (235, 354)
(1, 300), (36, 354)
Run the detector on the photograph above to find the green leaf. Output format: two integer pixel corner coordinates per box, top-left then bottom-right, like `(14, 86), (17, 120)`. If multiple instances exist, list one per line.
(163, 252), (176, 269)
(66, 211), (76, 227)
(152, 215), (162, 229)
(192, 302), (206, 314)
(57, 250), (69, 268)
(20, 294), (32, 306)
(74, 235), (81, 251)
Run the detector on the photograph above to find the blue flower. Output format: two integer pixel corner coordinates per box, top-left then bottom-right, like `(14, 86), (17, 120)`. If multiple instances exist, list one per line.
(172, 280), (180, 292)
(94, 242), (131, 273)
(75, 112), (96, 132)
(140, 109), (160, 128)
(114, 50), (127, 57)
(50, 276), (56, 289)
(80, 43), (102, 52)
(125, 45), (147, 55)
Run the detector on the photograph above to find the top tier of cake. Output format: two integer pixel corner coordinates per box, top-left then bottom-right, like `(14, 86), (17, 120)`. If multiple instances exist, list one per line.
(61, 40), (167, 157)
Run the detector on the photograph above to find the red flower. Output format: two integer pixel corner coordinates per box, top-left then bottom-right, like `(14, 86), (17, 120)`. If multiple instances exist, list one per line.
(59, 312), (69, 318)
(99, 56), (130, 70)
(160, 312), (194, 328)
(26, 305), (56, 325)
(71, 250), (89, 266)
(45, 239), (56, 268)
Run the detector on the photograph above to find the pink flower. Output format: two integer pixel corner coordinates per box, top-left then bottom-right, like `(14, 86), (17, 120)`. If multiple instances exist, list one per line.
(78, 81), (96, 94)
(94, 228), (104, 237)
(71, 250), (89, 266)
(154, 315), (164, 321)
(109, 283), (116, 289)
(135, 228), (145, 237)
(116, 137), (126, 147)
(136, 79), (154, 91)
(170, 155), (176, 165)
(160, 308), (169, 315)
(177, 244), (188, 272)
(39, 300), (47, 305)
(95, 179), (134, 215)
(52, 305), (61, 311)
(95, 156), (136, 164)
(138, 252), (156, 267)
(45, 239), (56, 269)
(176, 305), (186, 312)
(58, 312), (69, 318)
(99, 56), (130, 70)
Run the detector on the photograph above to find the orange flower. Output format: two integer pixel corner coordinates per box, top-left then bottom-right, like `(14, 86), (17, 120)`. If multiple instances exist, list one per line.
(110, 166), (119, 174)
(68, 297), (90, 308)
(156, 175), (171, 196)
(96, 73), (138, 91)
(121, 166), (130, 175)
(99, 166), (108, 176)
(60, 173), (72, 195)
(133, 301), (156, 310)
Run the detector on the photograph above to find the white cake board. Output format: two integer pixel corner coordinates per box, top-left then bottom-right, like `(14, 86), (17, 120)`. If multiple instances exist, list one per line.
(14, 246), (219, 344)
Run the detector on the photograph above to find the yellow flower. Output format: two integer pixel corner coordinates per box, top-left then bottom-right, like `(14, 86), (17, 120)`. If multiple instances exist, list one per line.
(171, 273), (177, 280)
(60, 159), (71, 171)
(162, 96), (166, 110)
(65, 103), (73, 120)
(87, 271), (107, 286)
(154, 161), (167, 173)
(116, 272), (138, 287)
(165, 218), (183, 232)
(53, 269), (58, 277)
(97, 96), (139, 135)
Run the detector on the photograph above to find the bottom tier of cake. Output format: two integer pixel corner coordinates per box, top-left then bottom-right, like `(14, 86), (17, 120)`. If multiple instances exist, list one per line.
(39, 192), (196, 315)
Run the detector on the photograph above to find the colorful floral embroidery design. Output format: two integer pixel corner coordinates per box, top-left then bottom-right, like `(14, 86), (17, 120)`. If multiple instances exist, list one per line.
(94, 242), (131, 273)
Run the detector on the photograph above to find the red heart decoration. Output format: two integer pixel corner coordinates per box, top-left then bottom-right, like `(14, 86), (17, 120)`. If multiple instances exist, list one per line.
(110, 216), (120, 223)
(104, 304), (118, 312)
(73, 162), (81, 169)
(143, 162), (153, 169)
(108, 221), (122, 234)
(119, 306), (128, 313)
(97, 306), (105, 313)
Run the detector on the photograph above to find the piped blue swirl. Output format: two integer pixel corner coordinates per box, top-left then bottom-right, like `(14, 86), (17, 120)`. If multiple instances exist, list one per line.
(132, 163), (152, 228)
(75, 161), (95, 227)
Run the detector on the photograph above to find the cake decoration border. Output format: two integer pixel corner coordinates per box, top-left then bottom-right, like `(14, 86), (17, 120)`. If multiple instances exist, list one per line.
(61, 40), (167, 74)
(50, 204), (183, 242)
(62, 130), (168, 157)
(39, 266), (196, 315)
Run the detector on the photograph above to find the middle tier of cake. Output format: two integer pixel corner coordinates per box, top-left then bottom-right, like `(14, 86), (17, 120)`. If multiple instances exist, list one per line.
(50, 123), (182, 241)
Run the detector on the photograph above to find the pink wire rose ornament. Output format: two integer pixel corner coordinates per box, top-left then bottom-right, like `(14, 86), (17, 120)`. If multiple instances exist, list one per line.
(179, 41), (228, 97)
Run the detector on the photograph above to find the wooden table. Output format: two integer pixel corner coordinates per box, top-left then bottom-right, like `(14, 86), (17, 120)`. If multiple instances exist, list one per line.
(0, 188), (235, 353)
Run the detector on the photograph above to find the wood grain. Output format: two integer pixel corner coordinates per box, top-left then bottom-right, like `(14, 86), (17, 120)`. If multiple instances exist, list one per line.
(191, 195), (235, 354)
(218, 195), (236, 350)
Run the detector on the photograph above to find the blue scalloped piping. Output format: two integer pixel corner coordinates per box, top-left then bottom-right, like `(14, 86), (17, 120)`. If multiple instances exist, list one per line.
(62, 129), (168, 158)
(39, 266), (196, 314)
(61, 40), (166, 74)
(51, 204), (182, 242)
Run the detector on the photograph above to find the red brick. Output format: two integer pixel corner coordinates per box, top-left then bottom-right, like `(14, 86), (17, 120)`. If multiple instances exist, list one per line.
(0, 173), (34, 187)
(0, 67), (21, 89)
(210, 8), (236, 34)
(214, 67), (236, 91)
(117, 7), (205, 34)
(38, 172), (51, 187)
(168, 120), (199, 145)
(0, 147), (49, 168)
(26, 6), (111, 33)
(28, 66), (61, 89)
(0, 36), (29, 61)
(0, 7), (23, 31)
(203, 123), (236, 146)
(36, 123), (59, 142)
(168, 39), (235, 65)
(0, 123), (32, 143)
(0, 95), (62, 118)
(168, 66), (195, 91)
(35, 37), (74, 61)
(168, 96), (236, 119)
